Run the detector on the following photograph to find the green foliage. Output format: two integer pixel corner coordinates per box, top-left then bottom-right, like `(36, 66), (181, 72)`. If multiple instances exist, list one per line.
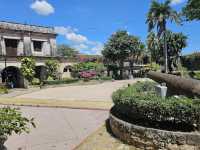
(102, 30), (145, 79)
(193, 71), (200, 80)
(181, 52), (200, 70)
(43, 78), (79, 85)
(149, 62), (161, 71)
(183, 0), (200, 21)
(32, 78), (40, 85)
(147, 30), (187, 72)
(0, 107), (35, 137)
(147, 32), (162, 63)
(20, 57), (36, 83)
(146, 0), (180, 36)
(99, 76), (113, 81)
(57, 44), (78, 58)
(146, 0), (180, 72)
(45, 59), (60, 80)
(112, 81), (200, 131)
(102, 30), (130, 63)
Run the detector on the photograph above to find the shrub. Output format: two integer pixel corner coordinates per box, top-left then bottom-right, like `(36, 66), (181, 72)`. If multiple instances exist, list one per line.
(0, 107), (35, 139)
(43, 78), (79, 85)
(20, 57), (36, 83)
(99, 76), (113, 81)
(79, 71), (96, 81)
(0, 86), (8, 94)
(112, 81), (200, 131)
(72, 62), (105, 78)
(181, 52), (200, 70)
(149, 63), (161, 71)
(45, 59), (60, 80)
(192, 71), (200, 80)
(32, 78), (40, 85)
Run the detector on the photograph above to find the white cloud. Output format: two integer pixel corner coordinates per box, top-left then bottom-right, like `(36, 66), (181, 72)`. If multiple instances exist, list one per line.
(66, 33), (88, 43)
(31, 0), (55, 16)
(55, 26), (103, 55)
(170, 0), (184, 5)
(91, 42), (104, 55)
(55, 26), (87, 43)
(74, 44), (89, 50)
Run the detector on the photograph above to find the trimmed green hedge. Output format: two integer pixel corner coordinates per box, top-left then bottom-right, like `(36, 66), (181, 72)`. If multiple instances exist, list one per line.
(112, 81), (200, 131)
(43, 78), (79, 85)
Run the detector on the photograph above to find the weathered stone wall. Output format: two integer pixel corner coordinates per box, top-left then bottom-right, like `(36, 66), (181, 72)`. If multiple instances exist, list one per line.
(0, 21), (57, 57)
(109, 112), (200, 150)
(0, 21), (56, 34)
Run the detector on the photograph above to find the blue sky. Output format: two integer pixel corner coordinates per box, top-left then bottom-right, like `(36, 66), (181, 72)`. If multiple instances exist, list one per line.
(0, 0), (199, 55)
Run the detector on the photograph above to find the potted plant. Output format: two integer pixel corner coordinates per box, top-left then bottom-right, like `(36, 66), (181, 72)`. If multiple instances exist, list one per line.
(0, 107), (35, 149)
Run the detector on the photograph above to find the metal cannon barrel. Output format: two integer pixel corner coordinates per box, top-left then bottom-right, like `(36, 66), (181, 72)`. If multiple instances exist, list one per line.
(148, 71), (200, 97)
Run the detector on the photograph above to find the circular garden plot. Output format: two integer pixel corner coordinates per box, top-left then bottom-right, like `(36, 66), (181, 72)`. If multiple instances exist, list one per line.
(109, 81), (200, 150)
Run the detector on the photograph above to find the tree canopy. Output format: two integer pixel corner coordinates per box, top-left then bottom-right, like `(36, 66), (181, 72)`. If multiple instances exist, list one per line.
(57, 44), (78, 58)
(102, 30), (145, 79)
(183, 0), (200, 21)
(146, 0), (180, 72)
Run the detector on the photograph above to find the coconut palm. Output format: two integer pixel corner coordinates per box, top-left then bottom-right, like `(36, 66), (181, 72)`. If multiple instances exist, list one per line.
(146, 0), (180, 73)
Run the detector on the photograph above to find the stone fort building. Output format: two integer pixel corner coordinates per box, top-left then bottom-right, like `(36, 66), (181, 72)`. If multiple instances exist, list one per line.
(0, 21), (75, 88)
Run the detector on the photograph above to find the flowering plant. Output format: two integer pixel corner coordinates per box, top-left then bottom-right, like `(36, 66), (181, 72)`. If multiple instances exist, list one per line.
(79, 71), (96, 80)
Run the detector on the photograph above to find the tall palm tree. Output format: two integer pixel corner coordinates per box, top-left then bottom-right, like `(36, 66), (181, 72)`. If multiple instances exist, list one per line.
(146, 0), (180, 73)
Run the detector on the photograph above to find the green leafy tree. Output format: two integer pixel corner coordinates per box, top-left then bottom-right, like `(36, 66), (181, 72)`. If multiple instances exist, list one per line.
(147, 32), (162, 63)
(164, 31), (187, 72)
(45, 59), (60, 80)
(57, 44), (78, 58)
(129, 36), (145, 75)
(20, 57), (36, 83)
(146, 0), (180, 72)
(102, 30), (131, 79)
(183, 0), (200, 21)
(0, 107), (35, 148)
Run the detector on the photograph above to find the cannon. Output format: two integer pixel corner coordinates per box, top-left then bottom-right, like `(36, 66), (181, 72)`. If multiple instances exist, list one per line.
(148, 71), (200, 97)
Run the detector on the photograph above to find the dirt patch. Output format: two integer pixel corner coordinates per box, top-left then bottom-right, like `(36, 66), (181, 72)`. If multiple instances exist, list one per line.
(75, 124), (139, 150)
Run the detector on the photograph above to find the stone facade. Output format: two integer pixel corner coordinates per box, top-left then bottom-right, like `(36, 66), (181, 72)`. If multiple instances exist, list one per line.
(109, 111), (200, 150)
(0, 21), (57, 57)
(0, 21), (75, 87)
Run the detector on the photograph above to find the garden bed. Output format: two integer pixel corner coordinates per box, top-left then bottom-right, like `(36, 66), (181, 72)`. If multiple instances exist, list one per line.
(109, 107), (200, 150)
(110, 81), (200, 149)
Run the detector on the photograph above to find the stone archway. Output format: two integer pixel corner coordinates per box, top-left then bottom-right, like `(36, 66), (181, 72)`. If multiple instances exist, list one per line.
(1, 66), (24, 88)
(35, 65), (48, 81)
(62, 65), (72, 78)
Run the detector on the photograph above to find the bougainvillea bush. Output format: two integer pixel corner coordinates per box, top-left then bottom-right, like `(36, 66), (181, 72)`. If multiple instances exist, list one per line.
(79, 71), (96, 81)
(112, 81), (200, 132)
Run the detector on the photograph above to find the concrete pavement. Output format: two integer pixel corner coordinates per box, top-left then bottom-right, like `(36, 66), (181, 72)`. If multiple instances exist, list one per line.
(4, 106), (108, 150)
(16, 80), (141, 101)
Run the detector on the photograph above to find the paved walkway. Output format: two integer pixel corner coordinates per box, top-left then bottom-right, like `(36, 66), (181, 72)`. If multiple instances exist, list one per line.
(5, 106), (108, 150)
(16, 80), (141, 101)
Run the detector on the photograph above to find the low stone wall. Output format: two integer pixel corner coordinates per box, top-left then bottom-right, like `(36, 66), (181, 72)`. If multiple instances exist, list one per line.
(109, 111), (200, 150)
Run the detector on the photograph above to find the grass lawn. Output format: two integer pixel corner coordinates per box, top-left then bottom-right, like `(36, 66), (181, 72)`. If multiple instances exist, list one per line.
(75, 123), (138, 150)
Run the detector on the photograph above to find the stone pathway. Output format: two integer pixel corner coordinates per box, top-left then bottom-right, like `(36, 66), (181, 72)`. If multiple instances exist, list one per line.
(16, 80), (142, 101)
(4, 106), (108, 150)
(0, 87), (40, 98)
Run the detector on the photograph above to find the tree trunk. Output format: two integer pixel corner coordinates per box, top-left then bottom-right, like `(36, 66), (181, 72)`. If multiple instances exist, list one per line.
(119, 61), (124, 79)
(107, 68), (110, 77)
(164, 31), (168, 73)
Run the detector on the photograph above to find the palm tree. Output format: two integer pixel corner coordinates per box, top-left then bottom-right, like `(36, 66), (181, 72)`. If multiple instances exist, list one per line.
(163, 31), (187, 72)
(146, 0), (180, 73)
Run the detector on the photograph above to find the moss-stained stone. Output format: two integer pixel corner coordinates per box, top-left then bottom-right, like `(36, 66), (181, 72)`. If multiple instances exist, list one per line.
(109, 111), (200, 150)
